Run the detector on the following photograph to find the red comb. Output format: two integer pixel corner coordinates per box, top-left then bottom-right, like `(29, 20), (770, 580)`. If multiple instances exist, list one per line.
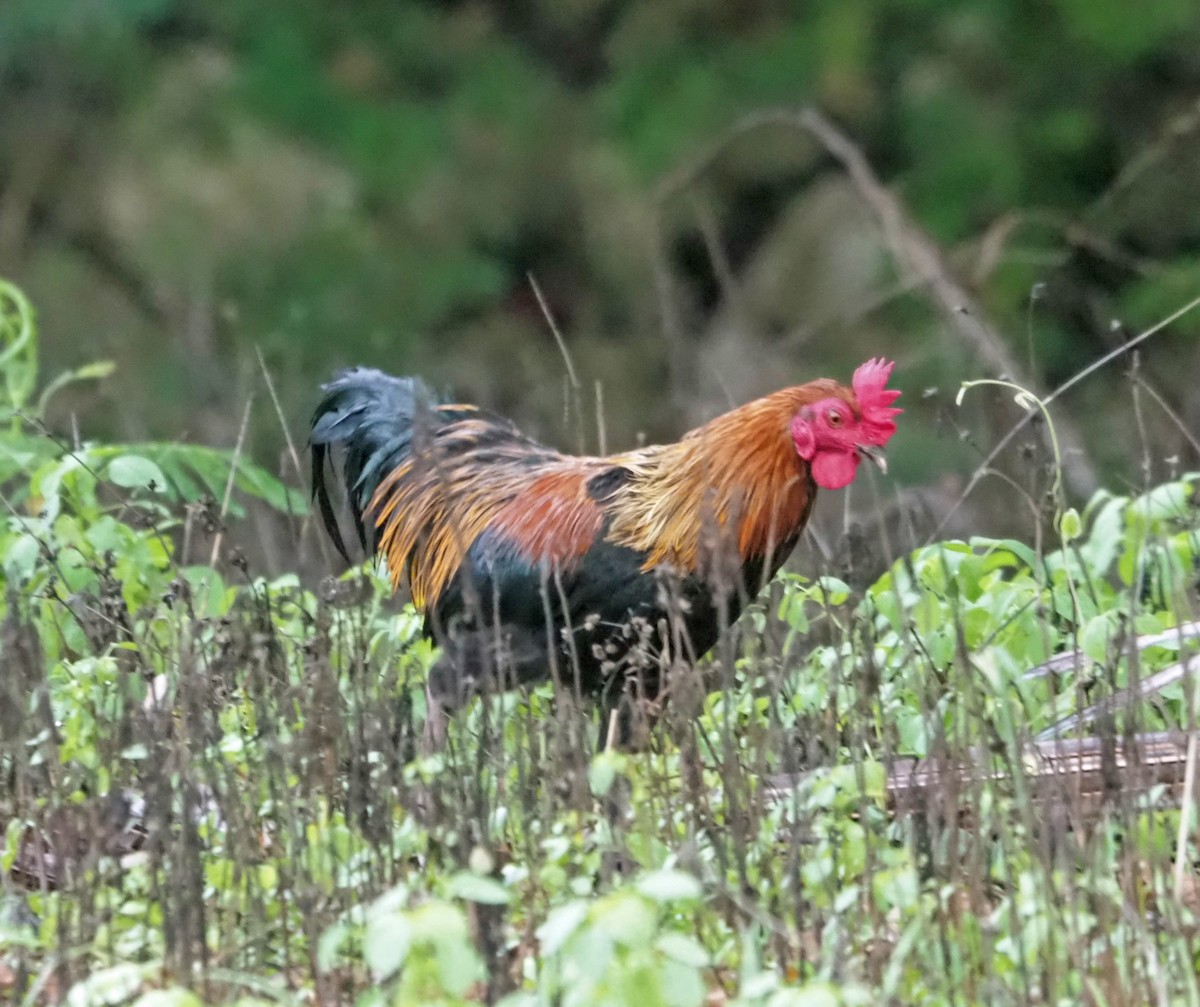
(852, 358), (902, 445)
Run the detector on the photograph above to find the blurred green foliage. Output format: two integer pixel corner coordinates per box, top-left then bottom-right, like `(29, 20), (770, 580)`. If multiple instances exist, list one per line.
(3, 0), (1200, 508)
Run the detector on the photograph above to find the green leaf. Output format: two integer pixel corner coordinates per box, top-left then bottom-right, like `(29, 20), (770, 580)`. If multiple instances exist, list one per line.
(363, 912), (411, 981)
(655, 931), (709, 968)
(1059, 507), (1082, 542)
(1131, 480), (1192, 522)
(72, 360), (118, 381)
(635, 868), (702, 903)
(130, 990), (204, 1007)
(594, 891), (656, 945)
(537, 901), (588, 956)
(106, 454), (167, 491)
(4, 532), (41, 581)
(235, 463), (307, 513)
(35, 452), (90, 519)
(494, 995), (539, 1007)
(659, 957), (707, 1007)
(815, 575), (851, 605)
(896, 709), (928, 757)
(971, 536), (1040, 573)
(65, 963), (148, 1007)
(408, 901), (468, 945)
(316, 921), (349, 973)
(767, 983), (841, 1007)
(446, 870), (511, 905)
(1081, 613), (1115, 664)
(433, 925), (483, 996)
(86, 442), (305, 515)
(589, 750), (624, 797)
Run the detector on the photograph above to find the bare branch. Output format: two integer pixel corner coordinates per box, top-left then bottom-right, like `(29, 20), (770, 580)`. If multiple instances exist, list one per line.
(208, 396), (254, 568)
(527, 272), (579, 392)
(789, 106), (1098, 494)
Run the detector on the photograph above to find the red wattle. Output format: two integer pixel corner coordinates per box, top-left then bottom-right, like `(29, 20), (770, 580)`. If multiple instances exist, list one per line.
(811, 451), (859, 490)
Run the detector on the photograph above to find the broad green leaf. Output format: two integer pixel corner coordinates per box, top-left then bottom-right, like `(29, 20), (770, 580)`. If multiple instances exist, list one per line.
(316, 920), (348, 972)
(446, 870), (511, 905)
(588, 750), (624, 797)
(659, 957), (707, 1007)
(635, 868), (702, 903)
(433, 926), (484, 996)
(408, 901), (469, 945)
(1080, 613), (1115, 664)
(537, 901), (588, 956)
(107, 454), (167, 491)
(815, 575), (851, 605)
(4, 532), (41, 581)
(363, 912), (411, 981)
(971, 536), (1039, 572)
(66, 963), (148, 1007)
(654, 931), (709, 968)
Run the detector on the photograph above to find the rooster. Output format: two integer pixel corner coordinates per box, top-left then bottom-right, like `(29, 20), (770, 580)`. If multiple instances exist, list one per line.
(311, 359), (901, 744)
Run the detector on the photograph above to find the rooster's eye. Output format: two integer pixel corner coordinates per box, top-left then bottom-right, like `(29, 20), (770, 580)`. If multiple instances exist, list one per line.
(827, 410), (843, 427)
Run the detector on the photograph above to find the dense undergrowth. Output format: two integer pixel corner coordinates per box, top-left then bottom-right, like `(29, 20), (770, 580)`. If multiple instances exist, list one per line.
(2, 280), (1200, 1006)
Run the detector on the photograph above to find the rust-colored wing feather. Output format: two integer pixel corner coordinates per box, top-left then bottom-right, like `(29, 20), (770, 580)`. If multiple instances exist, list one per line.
(370, 411), (609, 607)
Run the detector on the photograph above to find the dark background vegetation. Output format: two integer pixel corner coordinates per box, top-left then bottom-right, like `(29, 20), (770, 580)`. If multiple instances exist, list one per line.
(5, 0), (1200, 544)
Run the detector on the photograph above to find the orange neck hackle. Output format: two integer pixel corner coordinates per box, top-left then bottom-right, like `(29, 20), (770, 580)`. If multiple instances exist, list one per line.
(607, 381), (848, 572)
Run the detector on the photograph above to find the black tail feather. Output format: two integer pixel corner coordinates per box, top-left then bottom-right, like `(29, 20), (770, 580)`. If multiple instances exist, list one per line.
(310, 368), (440, 562)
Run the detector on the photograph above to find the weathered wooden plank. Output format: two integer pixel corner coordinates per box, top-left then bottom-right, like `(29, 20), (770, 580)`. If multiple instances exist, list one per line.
(765, 731), (1195, 824)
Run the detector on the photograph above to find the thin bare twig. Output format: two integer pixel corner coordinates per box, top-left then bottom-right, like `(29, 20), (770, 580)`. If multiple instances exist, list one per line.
(646, 216), (694, 417)
(208, 396), (254, 568)
(657, 105), (1098, 493)
(1131, 372), (1200, 461)
(528, 272), (585, 451)
(1085, 94), (1200, 222)
(528, 272), (579, 392)
(594, 379), (607, 457)
(789, 106), (1098, 495)
(254, 348), (304, 487)
(931, 290), (1200, 541)
(255, 347), (330, 565)
(690, 193), (741, 312)
(1174, 732), (1198, 901)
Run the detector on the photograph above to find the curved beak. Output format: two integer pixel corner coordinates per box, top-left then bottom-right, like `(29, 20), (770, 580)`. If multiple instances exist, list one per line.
(857, 443), (888, 475)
